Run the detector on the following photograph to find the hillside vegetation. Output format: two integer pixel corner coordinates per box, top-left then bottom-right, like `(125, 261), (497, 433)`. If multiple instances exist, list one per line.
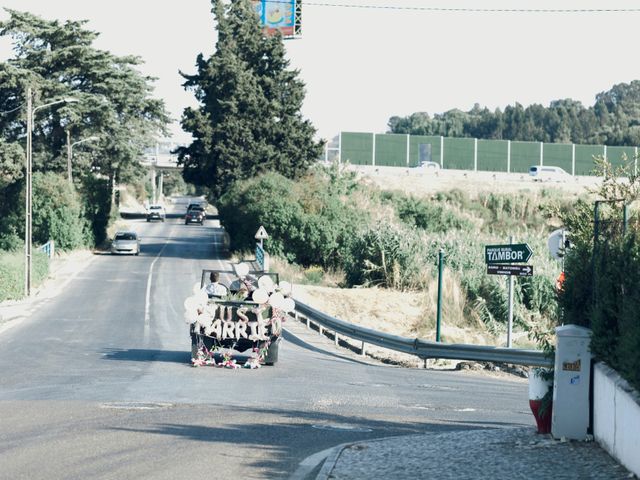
(218, 163), (578, 348)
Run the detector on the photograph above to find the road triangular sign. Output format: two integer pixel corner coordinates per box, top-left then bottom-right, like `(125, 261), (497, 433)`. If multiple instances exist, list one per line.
(255, 225), (269, 240)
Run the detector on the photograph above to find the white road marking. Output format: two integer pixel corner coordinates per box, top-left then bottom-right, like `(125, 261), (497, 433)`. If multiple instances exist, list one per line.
(143, 225), (175, 344)
(288, 446), (337, 480)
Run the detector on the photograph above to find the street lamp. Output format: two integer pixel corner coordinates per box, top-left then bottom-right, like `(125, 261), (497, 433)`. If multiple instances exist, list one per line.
(66, 132), (99, 184)
(25, 87), (78, 296)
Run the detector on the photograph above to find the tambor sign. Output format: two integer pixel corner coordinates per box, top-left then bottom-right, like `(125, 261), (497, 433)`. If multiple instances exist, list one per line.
(485, 243), (533, 264)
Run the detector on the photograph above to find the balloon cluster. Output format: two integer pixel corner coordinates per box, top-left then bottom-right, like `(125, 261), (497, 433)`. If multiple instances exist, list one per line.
(251, 275), (295, 313)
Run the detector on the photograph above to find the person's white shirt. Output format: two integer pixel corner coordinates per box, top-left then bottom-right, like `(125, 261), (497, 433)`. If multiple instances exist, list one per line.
(203, 282), (228, 297)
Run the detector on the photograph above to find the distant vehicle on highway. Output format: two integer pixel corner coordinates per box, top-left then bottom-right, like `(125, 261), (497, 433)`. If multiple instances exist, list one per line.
(146, 204), (166, 222)
(529, 165), (571, 182)
(185, 204), (206, 225)
(110, 231), (140, 255)
(416, 160), (441, 171)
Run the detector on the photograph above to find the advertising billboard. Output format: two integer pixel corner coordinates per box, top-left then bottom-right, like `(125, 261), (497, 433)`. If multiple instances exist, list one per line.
(254, 0), (299, 38)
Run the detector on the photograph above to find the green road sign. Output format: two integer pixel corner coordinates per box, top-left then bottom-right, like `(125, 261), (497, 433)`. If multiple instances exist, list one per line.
(485, 243), (533, 264)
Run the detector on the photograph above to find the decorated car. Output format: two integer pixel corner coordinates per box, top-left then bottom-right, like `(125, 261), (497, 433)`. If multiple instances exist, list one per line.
(183, 264), (293, 368)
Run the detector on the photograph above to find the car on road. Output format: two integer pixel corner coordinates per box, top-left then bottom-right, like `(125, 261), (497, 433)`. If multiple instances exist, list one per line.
(146, 204), (166, 222)
(416, 160), (441, 171)
(110, 231), (140, 255)
(529, 165), (571, 182)
(185, 205), (206, 225)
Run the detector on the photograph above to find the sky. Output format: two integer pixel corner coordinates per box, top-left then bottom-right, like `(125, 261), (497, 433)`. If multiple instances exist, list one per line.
(2, 0), (640, 143)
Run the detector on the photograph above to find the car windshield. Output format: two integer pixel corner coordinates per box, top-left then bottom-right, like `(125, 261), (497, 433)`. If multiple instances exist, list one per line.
(115, 233), (137, 241)
(150, 206), (163, 210)
(189, 206), (204, 212)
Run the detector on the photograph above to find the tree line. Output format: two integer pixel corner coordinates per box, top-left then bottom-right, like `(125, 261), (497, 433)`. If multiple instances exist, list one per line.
(0, 9), (169, 250)
(388, 81), (640, 146)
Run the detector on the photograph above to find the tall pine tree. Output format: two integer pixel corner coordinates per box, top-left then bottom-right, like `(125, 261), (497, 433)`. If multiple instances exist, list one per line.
(178, 0), (322, 197)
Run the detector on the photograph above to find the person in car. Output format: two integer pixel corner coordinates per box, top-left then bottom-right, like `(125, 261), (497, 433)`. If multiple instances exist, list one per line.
(203, 272), (228, 298)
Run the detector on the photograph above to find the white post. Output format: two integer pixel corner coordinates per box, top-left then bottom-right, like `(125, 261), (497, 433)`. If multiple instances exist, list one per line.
(440, 135), (444, 168)
(635, 146), (638, 175)
(603, 145), (607, 160)
(540, 142), (544, 166)
(406, 134), (410, 166)
(474, 138), (478, 171)
(572, 144), (576, 176)
(338, 132), (342, 164)
(372, 133), (376, 166)
(324, 143), (328, 162)
(507, 140), (511, 173)
(361, 341), (366, 357)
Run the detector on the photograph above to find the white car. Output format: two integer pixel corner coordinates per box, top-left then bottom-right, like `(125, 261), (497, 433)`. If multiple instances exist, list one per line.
(416, 161), (441, 171)
(110, 231), (140, 255)
(529, 165), (571, 182)
(146, 204), (166, 222)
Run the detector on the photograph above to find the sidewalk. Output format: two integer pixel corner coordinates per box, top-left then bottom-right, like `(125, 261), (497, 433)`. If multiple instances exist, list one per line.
(0, 250), (95, 332)
(318, 427), (634, 480)
(282, 319), (635, 480)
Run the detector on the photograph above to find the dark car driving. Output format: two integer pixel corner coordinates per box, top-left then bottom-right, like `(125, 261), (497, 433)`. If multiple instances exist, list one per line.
(185, 204), (205, 225)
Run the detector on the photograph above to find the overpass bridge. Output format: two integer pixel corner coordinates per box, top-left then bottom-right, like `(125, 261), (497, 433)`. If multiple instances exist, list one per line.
(140, 140), (185, 203)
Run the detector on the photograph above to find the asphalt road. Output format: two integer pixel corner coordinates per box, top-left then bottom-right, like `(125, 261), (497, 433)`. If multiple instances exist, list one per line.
(0, 199), (535, 479)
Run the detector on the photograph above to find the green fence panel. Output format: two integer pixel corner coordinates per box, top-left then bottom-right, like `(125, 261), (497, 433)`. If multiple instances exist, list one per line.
(477, 139), (508, 172)
(511, 141), (541, 173)
(375, 134), (408, 167)
(605, 146), (636, 170)
(443, 137), (475, 170)
(408, 135), (441, 167)
(575, 144), (605, 175)
(341, 132), (373, 165)
(542, 143), (573, 174)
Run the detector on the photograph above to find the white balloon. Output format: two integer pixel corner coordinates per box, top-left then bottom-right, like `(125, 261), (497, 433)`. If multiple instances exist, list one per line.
(252, 288), (269, 304)
(235, 262), (250, 278)
(184, 296), (198, 312)
(278, 281), (292, 296)
(258, 275), (274, 292)
(281, 297), (296, 313)
(268, 292), (285, 309)
(195, 290), (208, 305)
(184, 310), (198, 324)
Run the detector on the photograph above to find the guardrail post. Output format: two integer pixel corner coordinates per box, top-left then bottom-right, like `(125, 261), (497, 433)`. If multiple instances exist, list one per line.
(334, 331), (339, 346)
(361, 341), (366, 357)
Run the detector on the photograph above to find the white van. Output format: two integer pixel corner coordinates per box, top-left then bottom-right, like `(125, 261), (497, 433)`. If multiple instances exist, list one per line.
(529, 165), (570, 182)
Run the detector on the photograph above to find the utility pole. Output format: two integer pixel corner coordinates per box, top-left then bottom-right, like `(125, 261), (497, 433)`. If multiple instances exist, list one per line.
(25, 88), (32, 296)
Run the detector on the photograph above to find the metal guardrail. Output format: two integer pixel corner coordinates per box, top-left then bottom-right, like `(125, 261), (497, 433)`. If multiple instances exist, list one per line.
(294, 300), (553, 368)
(38, 240), (55, 259)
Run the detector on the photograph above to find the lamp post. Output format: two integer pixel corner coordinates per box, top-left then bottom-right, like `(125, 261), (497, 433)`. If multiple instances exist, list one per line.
(66, 131), (98, 184)
(24, 87), (78, 296)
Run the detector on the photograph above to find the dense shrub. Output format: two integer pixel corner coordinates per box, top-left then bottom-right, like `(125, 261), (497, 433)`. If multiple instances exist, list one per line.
(217, 169), (364, 268)
(379, 191), (471, 232)
(344, 223), (429, 289)
(0, 249), (49, 301)
(558, 161), (640, 391)
(32, 172), (90, 250)
(81, 175), (114, 246)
